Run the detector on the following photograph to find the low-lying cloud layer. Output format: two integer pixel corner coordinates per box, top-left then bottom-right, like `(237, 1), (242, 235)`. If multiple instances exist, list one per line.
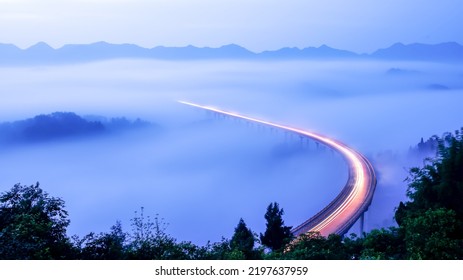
(0, 58), (461, 243)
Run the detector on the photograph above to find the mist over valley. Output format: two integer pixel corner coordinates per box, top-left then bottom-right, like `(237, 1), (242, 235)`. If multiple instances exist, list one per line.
(0, 52), (461, 244)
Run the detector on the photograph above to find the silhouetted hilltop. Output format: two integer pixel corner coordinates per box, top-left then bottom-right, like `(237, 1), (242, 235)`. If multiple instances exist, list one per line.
(150, 44), (254, 59)
(57, 41), (150, 62)
(259, 44), (357, 59)
(0, 41), (462, 64)
(0, 43), (22, 63)
(408, 130), (460, 159)
(385, 68), (421, 76)
(426, 83), (450, 91)
(0, 112), (152, 145)
(372, 42), (463, 62)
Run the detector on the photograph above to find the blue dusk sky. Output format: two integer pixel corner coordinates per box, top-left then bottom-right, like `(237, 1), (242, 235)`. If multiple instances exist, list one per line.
(0, 0), (462, 53)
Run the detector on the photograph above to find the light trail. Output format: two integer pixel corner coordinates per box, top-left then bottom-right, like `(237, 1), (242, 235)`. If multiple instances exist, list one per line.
(179, 100), (376, 236)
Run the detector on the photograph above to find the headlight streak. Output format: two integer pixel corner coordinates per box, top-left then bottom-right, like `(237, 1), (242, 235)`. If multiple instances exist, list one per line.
(178, 101), (376, 236)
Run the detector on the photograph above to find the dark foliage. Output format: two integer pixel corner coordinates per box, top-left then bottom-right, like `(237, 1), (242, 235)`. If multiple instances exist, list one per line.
(260, 202), (293, 251)
(398, 128), (463, 259)
(229, 218), (260, 259)
(0, 183), (72, 259)
(359, 228), (405, 259)
(405, 129), (463, 221)
(280, 232), (349, 260)
(74, 221), (127, 260)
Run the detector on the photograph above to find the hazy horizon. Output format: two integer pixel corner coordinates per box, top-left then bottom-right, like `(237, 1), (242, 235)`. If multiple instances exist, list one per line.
(1, 0), (462, 53)
(3, 40), (462, 52)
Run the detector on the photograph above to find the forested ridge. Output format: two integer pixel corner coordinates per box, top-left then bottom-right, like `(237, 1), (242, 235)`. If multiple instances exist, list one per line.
(1, 129), (462, 260)
(0, 112), (151, 146)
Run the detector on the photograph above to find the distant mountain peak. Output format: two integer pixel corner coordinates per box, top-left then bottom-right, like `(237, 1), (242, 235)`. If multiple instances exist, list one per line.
(220, 43), (246, 49)
(90, 41), (112, 46)
(372, 41), (463, 62)
(27, 41), (54, 51)
(391, 42), (405, 47)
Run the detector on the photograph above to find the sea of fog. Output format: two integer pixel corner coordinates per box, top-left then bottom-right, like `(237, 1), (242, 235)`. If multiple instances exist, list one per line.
(0, 59), (462, 243)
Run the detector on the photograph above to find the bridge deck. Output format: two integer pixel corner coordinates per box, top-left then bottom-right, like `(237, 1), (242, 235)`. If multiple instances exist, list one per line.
(180, 101), (377, 236)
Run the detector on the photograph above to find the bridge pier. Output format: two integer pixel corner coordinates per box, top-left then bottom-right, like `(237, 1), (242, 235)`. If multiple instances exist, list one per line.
(360, 211), (365, 236)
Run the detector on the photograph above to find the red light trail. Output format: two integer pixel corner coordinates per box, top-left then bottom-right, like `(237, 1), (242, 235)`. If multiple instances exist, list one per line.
(179, 101), (376, 236)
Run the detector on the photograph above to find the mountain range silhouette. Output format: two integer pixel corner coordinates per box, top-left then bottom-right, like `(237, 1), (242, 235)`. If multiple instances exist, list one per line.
(0, 41), (461, 64)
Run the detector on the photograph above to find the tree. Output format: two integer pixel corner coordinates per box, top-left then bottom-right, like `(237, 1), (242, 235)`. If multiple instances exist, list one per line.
(359, 227), (405, 260)
(76, 221), (127, 260)
(404, 129), (463, 223)
(0, 183), (72, 259)
(342, 233), (364, 260)
(397, 129), (463, 259)
(281, 232), (348, 260)
(260, 202), (293, 251)
(126, 207), (202, 260)
(202, 238), (233, 260)
(403, 208), (463, 259)
(126, 207), (171, 259)
(230, 218), (257, 259)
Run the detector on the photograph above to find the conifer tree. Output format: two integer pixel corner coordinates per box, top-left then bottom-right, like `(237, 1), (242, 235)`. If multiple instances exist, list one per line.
(230, 218), (255, 259)
(260, 202), (293, 251)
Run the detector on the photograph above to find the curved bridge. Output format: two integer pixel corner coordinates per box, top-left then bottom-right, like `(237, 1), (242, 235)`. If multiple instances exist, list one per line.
(179, 101), (377, 237)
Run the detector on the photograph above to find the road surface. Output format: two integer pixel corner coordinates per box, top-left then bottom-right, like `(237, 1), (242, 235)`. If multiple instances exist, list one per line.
(179, 101), (376, 236)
